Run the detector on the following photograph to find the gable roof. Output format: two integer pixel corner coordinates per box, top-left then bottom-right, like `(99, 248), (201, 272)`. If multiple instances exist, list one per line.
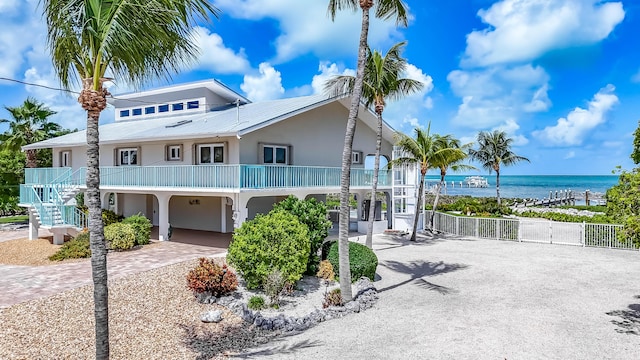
(24, 94), (397, 150)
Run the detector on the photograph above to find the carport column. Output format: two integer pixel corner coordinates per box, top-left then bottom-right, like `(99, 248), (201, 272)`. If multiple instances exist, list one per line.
(232, 194), (249, 229)
(156, 193), (171, 241)
(355, 191), (367, 221)
(28, 209), (39, 240)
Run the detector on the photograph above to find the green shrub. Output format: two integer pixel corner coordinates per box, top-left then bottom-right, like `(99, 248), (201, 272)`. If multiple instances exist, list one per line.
(122, 213), (152, 245)
(323, 288), (343, 308)
(227, 209), (310, 289)
(104, 223), (135, 251)
(102, 209), (124, 226)
(49, 232), (91, 261)
(248, 295), (266, 310)
(327, 241), (378, 282)
(186, 258), (238, 296)
(273, 195), (332, 275)
(263, 269), (286, 306)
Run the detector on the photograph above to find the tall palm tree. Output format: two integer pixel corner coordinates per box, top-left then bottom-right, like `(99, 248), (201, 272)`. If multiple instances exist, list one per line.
(468, 130), (530, 206)
(390, 124), (462, 241)
(42, 1), (217, 357)
(324, 41), (423, 249)
(327, 0), (408, 303)
(428, 135), (475, 230)
(0, 98), (59, 168)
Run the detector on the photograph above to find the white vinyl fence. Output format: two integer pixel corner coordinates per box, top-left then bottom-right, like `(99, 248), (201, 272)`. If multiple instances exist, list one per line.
(426, 211), (638, 251)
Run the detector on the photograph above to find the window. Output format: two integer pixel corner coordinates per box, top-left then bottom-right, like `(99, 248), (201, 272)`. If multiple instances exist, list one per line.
(352, 151), (362, 164)
(158, 104), (169, 113)
(145, 106), (155, 114)
(119, 110), (130, 117)
(262, 145), (288, 164)
(172, 103), (184, 111)
(118, 148), (138, 166)
(166, 145), (182, 161)
(60, 150), (71, 167)
(394, 198), (408, 214)
(132, 108), (142, 116)
(187, 100), (199, 109)
(197, 144), (224, 164)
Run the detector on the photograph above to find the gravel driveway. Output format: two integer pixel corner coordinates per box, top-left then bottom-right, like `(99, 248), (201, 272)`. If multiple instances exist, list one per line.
(243, 234), (640, 359)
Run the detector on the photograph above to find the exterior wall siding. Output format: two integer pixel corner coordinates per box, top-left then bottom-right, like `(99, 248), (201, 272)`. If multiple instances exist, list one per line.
(238, 102), (391, 167)
(169, 195), (222, 232)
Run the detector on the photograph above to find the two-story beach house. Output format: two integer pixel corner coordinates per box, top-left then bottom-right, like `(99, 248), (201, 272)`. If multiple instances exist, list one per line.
(19, 80), (402, 244)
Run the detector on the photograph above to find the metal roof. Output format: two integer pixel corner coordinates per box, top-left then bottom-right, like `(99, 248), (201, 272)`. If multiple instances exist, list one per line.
(24, 94), (397, 150)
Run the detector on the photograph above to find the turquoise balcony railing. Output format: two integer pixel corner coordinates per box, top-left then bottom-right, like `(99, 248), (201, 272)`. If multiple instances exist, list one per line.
(25, 165), (391, 190)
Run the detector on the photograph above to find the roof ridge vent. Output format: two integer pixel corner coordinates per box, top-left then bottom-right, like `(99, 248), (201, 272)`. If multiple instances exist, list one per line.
(165, 119), (193, 128)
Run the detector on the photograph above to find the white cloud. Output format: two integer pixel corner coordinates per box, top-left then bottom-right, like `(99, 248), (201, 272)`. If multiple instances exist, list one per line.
(463, 0), (625, 67)
(448, 64), (550, 129)
(190, 27), (251, 74)
(493, 118), (529, 146)
(240, 62), (284, 101)
(0, 0), (19, 14)
(383, 63), (435, 129)
(310, 62), (356, 95)
(214, 0), (405, 63)
(564, 151), (576, 159)
(402, 116), (421, 129)
(533, 85), (619, 146)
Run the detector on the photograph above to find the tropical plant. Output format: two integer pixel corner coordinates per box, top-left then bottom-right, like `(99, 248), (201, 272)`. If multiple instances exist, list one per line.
(631, 120), (640, 165)
(327, 240), (378, 282)
(273, 195), (332, 274)
(325, 41), (423, 248)
(42, 1), (217, 357)
(428, 135), (474, 230)
(186, 258), (238, 296)
(468, 130), (530, 206)
(0, 97), (59, 168)
(122, 213), (152, 245)
(389, 124), (461, 241)
(104, 223), (135, 251)
(327, 0), (409, 303)
(227, 210), (310, 289)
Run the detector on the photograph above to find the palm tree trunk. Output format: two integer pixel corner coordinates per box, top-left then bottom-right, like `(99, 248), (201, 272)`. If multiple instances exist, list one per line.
(411, 170), (425, 241)
(430, 174), (445, 231)
(365, 112), (383, 249)
(25, 149), (37, 168)
(496, 169), (501, 206)
(338, 6), (370, 302)
(80, 85), (109, 359)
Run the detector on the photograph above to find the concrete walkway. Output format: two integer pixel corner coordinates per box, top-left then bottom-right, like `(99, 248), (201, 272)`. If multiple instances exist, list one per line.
(243, 233), (640, 360)
(0, 230), (227, 309)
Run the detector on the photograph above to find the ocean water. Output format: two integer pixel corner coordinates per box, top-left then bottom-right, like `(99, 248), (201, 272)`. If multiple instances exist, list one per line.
(424, 175), (619, 203)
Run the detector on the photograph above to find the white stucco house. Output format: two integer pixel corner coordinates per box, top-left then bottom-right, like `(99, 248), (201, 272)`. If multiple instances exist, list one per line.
(19, 79), (412, 245)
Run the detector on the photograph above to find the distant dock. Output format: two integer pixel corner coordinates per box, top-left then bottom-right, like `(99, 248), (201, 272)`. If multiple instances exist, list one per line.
(513, 190), (576, 207)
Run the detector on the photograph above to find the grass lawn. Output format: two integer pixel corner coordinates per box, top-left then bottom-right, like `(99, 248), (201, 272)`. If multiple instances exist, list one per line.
(0, 215), (28, 224)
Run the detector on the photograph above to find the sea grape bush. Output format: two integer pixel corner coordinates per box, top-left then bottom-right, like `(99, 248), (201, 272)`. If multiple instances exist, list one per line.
(186, 258), (238, 296)
(104, 223), (135, 251)
(122, 213), (152, 245)
(327, 241), (378, 282)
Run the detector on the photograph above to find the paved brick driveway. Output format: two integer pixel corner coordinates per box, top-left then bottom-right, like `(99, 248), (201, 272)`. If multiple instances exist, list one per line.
(0, 229), (228, 309)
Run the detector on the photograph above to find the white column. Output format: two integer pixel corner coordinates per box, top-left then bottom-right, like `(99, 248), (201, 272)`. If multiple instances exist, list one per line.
(51, 228), (65, 245)
(221, 197), (227, 233)
(232, 194), (249, 229)
(157, 193), (171, 241)
(28, 210), (39, 240)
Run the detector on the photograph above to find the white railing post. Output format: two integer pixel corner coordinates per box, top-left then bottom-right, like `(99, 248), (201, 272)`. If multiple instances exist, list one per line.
(455, 216), (460, 236)
(475, 218), (479, 239)
(517, 219), (522, 242)
(496, 219), (500, 240)
(581, 221), (586, 247)
(549, 222), (553, 244)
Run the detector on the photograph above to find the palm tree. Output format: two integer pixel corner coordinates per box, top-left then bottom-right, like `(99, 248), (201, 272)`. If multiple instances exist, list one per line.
(42, 1), (217, 357)
(0, 98), (59, 168)
(327, 0), (408, 303)
(390, 124), (462, 241)
(324, 41), (423, 249)
(468, 130), (530, 206)
(428, 135), (475, 230)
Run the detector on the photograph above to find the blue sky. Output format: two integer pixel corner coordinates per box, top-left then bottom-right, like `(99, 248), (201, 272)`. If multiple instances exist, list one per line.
(0, 0), (639, 175)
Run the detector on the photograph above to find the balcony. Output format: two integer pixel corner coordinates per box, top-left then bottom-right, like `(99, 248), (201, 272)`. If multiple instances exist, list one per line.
(23, 165), (391, 192)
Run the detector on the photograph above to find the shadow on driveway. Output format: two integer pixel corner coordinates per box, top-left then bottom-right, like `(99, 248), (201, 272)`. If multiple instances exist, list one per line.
(378, 260), (469, 295)
(606, 295), (640, 336)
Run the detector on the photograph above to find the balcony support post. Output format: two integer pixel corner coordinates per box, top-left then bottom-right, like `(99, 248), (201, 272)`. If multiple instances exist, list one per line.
(28, 210), (39, 241)
(232, 193), (249, 229)
(157, 193), (171, 241)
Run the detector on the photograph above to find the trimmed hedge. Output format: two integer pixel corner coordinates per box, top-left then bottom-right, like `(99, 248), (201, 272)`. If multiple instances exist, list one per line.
(327, 241), (378, 282)
(104, 223), (136, 251)
(48, 231), (91, 261)
(122, 213), (152, 245)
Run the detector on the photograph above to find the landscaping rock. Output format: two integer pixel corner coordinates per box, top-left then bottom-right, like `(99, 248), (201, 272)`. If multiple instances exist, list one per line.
(201, 310), (223, 323)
